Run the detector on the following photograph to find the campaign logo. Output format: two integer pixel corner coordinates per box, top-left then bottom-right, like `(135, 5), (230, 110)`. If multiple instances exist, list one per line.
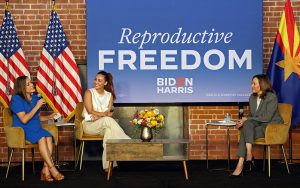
(157, 77), (193, 94)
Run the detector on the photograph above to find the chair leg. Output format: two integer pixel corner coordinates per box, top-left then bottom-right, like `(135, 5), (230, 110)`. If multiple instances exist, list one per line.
(31, 148), (35, 175)
(6, 148), (14, 179)
(76, 141), (83, 168)
(79, 141), (85, 170)
(22, 149), (25, 181)
(7, 147), (11, 162)
(267, 145), (271, 178)
(263, 145), (266, 172)
(281, 145), (290, 174)
(289, 130), (293, 163)
(55, 145), (58, 166)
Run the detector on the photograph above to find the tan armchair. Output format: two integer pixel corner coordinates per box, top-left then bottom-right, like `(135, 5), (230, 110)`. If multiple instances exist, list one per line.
(3, 108), (58, 181)
(74, 102), (103, 170)
(253, 103), (292, 177)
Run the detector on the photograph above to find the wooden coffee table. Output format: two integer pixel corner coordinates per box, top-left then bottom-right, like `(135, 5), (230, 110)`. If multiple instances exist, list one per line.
(106, 139), (190, 180)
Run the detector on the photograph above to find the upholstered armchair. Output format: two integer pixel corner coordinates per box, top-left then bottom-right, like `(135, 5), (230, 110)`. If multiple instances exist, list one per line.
(253, 103), (292, 177)
(3, 108), (58, 181)
(74, 102), (103, 170)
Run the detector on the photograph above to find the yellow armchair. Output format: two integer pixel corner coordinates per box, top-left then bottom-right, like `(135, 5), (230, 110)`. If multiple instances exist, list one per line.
(3, 108), (58, 181)
(253, 103), (292, 177)
(74, 102), (103, 170)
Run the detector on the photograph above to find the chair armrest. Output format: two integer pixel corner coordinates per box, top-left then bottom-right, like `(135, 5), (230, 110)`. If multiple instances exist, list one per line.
(42, 124), (58, 146)
(265, 123), (289, 145)
(4, 127), (25, 148)
(75, 119), (83, 139)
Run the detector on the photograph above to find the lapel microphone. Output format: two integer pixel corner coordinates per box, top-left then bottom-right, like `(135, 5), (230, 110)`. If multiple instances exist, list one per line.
(238, 108), (244, 119)
(37, 93), (42, 99)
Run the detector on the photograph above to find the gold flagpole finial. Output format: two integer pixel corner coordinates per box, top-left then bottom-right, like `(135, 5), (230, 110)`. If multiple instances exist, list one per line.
(5, 0), (10, 10)
(52, 0), (57, 11)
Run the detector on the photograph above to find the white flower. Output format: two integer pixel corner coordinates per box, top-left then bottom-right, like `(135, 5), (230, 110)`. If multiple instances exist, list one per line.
(133, 119), (138, 124)
(153, 109), (159, 115)
(138, 119), (143, 124)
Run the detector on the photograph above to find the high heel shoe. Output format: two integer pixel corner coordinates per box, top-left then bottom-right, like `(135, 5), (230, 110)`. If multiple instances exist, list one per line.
(230, 172), (243, 178)
(40, 166), (54, 182)
(244, 157), (255, 172)
(41, 173), (54, 182)
(49, 165), (64, 181)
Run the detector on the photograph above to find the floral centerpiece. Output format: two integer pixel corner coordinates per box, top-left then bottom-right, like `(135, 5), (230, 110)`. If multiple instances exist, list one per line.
(130, 108), (164, 141)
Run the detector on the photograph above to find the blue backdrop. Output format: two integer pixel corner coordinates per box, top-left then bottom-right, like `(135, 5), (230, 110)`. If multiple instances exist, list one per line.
(87, 0), (263, 103)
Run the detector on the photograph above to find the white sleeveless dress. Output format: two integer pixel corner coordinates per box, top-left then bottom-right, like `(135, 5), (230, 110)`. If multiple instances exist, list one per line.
(82, 88), (130, 169)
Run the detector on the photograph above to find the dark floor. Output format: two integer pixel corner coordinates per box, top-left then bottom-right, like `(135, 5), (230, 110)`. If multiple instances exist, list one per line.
(1, 160), (300, 188)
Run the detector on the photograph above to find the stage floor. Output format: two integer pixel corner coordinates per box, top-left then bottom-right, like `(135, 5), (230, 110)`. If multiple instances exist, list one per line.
(1, 160), (300, 188)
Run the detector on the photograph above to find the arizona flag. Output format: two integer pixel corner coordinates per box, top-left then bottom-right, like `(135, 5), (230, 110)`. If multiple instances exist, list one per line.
(267, 0), (300, 128)
(36, 10), (82, 121)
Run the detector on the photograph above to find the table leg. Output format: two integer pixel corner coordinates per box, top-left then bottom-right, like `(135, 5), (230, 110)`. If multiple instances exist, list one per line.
(107, 161), (112, 181)
(55, 130), (60, 167)
(227, 127), (231, 171)
(206, 125), (208, 169)
(182, 160), (189, 180)
(110, 162), (113, 177)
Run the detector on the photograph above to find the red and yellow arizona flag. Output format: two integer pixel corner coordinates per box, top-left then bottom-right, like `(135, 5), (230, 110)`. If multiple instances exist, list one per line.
(267, 0), (300, 127)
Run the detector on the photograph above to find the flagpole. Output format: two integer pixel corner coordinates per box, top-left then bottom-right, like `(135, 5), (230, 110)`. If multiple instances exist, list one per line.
(51, 0), (57, 96)
(5, 0), (10, 96)
(3, 0), (13, 166)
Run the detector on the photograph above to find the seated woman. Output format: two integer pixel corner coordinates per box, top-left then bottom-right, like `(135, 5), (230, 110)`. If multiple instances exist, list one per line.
(82, 71), (130, 170)
(231, 74), (283, 177)
(10, 76), (64, 182)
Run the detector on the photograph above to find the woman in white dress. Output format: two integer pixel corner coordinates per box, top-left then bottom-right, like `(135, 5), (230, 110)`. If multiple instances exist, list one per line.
(82, 71), (130, 170)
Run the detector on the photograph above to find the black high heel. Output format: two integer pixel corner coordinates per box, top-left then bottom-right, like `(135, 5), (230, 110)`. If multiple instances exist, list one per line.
(230, 172), (243, 178)
(244, 157), (255, 172)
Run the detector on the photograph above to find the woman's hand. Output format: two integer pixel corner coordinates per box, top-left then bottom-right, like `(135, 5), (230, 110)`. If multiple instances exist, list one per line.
(101, 111), (113, 117)
(90, 114), (100, 122)
(103, 110), (113, 117)
(39, 112), (57, 122)
(236, 117), (247, 128)
(107, 111), (113, 117)
(47, 113), (56, 120)
(36, 98), (46, 109)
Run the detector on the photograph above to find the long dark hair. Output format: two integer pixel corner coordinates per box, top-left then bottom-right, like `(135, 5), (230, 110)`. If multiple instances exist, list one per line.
(97, 71), (116, 101)
(252, 74), (274, 99)
(13, 76), (30, 101)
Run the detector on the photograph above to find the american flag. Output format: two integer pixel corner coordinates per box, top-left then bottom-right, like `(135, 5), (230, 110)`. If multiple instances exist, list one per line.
(0, 10), (30, 107)
(36, 10), (82, 121)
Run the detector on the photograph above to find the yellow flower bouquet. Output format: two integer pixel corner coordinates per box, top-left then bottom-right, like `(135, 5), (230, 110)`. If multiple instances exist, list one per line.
(130, 108), (164, 129)
(130, 108), (164, 141)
